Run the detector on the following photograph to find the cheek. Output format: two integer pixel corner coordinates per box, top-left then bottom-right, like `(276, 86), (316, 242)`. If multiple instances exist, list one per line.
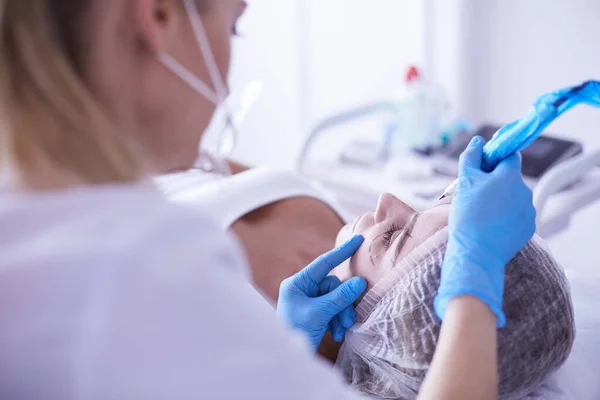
(215, 36), (232, 84)
(334, 225), (379, 286)
(349, 241), (388, 290)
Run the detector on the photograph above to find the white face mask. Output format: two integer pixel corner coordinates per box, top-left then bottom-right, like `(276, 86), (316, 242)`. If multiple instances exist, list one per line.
(158, 0), (237, 175)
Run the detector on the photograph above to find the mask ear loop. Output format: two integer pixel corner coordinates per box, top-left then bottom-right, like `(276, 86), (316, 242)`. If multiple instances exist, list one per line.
(182, 0), (239, 174)
(182, 0), (227, 101)
(158, 49), (232, 174)
(157, 53), (220, 105)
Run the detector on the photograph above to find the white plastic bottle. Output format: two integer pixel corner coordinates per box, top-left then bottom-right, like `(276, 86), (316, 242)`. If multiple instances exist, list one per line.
(384, 66), (447, 181)
(391, 66), (446, 155)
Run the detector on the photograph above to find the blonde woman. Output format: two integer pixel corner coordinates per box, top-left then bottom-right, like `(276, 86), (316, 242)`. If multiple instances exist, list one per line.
(0, 1), (535, 399)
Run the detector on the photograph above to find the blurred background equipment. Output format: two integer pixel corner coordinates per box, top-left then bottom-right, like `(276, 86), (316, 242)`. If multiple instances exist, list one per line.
(229, 0), (600, 305)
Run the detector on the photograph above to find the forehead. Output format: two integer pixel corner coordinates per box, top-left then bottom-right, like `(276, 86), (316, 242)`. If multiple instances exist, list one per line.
(409, 204), (450, 243)
(421, 204), (450, 221)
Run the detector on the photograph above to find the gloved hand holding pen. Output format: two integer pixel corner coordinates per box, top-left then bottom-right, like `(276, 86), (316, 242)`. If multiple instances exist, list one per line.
(277, 235), (368, 351)
(434, 136), (537, 327)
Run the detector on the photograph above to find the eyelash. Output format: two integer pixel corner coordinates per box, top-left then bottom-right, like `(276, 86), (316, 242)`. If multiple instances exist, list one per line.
(381, 223), (402, 249)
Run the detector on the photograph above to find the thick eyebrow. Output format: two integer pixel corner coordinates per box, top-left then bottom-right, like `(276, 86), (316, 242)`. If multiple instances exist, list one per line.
(392, 213), (420, 262)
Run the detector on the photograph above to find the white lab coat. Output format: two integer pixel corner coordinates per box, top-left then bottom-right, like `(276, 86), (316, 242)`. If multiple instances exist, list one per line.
(0, 185), (362, 399)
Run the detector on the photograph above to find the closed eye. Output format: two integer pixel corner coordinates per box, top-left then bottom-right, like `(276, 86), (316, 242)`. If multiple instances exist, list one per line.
(369, 224), (406, 266)
(381, 223), (402, 249)
(368, 214), (419, 267)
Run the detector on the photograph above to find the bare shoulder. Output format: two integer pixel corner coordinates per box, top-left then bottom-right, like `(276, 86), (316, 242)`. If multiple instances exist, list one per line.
(232, 196), (345, 302)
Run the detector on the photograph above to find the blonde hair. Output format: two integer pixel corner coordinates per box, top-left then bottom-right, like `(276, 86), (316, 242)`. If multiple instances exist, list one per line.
(0, 0), (146, 189)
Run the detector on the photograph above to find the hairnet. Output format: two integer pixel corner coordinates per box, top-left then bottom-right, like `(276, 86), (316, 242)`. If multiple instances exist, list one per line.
(335, 227), (575, 399)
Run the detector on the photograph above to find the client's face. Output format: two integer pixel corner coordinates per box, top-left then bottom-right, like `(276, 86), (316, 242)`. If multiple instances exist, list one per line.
(335, 194), (450, 289)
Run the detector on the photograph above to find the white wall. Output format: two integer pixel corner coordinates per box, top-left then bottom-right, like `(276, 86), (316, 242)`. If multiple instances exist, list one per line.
(456, 0), (600, 275)
(425, 0), (479, 117)
(470, 0), (600, 149)
(228, 0), (303, 168)
(304, 0), (425, 123)
(229, 0), (425, 168)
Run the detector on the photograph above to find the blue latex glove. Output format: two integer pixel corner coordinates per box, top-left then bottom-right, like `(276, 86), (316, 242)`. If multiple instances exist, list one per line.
(277, 235), (368, 351)
(434, 136), (536, 327)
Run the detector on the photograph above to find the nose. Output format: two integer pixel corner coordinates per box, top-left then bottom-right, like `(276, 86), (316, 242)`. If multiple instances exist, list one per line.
(374, 193), (404, 223)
